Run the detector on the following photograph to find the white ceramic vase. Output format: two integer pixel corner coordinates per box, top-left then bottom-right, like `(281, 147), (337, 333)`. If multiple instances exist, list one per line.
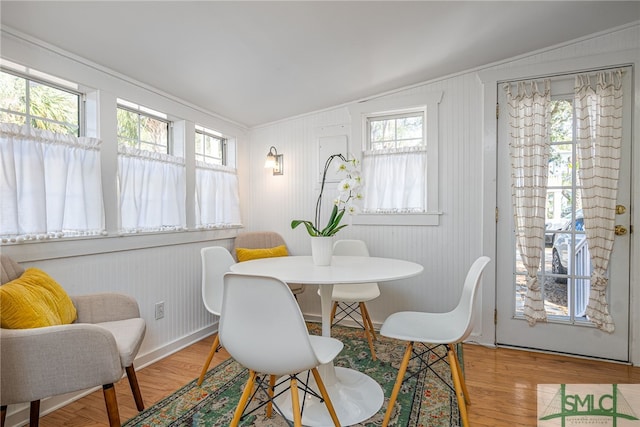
(311, 236), (333, 266)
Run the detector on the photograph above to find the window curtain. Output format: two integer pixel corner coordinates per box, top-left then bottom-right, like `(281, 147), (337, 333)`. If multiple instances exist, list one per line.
(0, 123), (105, 240)
(574, 70), (623, 333)
(504, 80), (551, 326)
(195, 161), (241, 228)
(118, 146), (186, 233)
(362, 146), (426, 213)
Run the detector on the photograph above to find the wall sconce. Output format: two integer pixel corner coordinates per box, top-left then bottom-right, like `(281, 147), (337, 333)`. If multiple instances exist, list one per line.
(264, 146), (283, 175)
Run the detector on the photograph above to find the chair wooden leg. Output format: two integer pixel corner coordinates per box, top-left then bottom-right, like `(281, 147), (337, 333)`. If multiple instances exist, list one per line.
(125, 365), (145, 411)
(382, 341), (414, 427)
(197, 334), (220, 386)
(290, 377), (302, 427)
(359, 302), (377, 361)
(361, 303), (377, 340)
(330, 301), (338, 326)
(448, 346), (470, 427)
(266, 374), (276, 418)
(0, 405), (6, 427)
(231, 370), (257, 427)
(102, 384), (121, 427)
(449, 343), (470, 404)
(311, 368), (341, 427)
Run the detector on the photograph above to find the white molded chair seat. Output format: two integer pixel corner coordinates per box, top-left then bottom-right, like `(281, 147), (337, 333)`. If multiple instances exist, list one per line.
(196, 246), (236, 386)
(326, 239), (380, 360)
(220, 273), (342, 427)
(379, 256), (491, 427)
(330, 283), (380, 302)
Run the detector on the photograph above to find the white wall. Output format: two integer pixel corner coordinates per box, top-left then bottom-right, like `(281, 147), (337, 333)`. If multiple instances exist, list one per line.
(246, 23), (640, 356)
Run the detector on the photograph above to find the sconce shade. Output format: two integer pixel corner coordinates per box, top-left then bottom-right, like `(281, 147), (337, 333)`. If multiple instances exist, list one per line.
(265, 146), (283, 175)
(265, 146), (278, 168)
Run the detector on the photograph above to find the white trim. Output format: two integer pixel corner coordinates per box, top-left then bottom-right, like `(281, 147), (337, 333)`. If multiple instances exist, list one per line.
(351, 212), (441, 226)
(348, 91), (443, 225)
(1, 228), (240, 263)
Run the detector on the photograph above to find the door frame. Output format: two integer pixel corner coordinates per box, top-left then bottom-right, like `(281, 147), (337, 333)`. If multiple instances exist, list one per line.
(478, 48), (640, 365)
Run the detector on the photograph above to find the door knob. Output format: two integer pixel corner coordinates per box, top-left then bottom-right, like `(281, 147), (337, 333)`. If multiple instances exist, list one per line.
(615, 205), (626, 215)
(615, 225), (627, 236)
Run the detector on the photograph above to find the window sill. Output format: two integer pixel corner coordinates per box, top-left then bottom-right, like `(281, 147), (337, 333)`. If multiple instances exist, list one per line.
(0, 227), (242, 263)
(351, 212), (441, 226)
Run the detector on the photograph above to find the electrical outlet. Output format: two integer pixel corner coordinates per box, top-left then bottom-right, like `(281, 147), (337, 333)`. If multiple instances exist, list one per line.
(155, 301), (165, 320)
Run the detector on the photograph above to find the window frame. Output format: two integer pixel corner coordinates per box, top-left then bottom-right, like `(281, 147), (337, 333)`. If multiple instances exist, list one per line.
(348, 91), (443, 226)
(0, 67), (83, 137)
(116, 99), (172, 154)
(366, 109), (426, 151)
(195, 125), (227, 166)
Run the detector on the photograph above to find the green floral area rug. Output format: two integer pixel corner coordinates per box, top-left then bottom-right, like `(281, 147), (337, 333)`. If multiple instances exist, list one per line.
(124, 324), (461, 426)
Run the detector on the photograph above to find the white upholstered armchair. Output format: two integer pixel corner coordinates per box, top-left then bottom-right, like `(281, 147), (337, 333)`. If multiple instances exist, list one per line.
(0, 254), (146, 427)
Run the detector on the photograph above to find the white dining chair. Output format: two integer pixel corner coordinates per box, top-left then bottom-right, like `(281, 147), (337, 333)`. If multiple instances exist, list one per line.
(219, 273), (343, 427)
(327, 239), (380, 360)
(196, 246), (236, 386)
(379, 256), (491, 427)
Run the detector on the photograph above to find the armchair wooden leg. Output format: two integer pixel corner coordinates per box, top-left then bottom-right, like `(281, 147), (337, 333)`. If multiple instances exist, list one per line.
(125, 365), (145, 411)
(29, 400), (40, 427)
(382, 342), (413, 427)
(102, 384), (121, 427)
(0, 405), (6, 427)
(231, 370), (256, 427)
(197, 334), (220, 386)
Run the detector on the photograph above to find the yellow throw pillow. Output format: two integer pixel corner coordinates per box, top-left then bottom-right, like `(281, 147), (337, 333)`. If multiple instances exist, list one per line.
(0, 268), (77, 329)
(236, 245), (288, 262)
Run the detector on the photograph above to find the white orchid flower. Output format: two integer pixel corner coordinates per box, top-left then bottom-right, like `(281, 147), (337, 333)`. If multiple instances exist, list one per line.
(338, 178), (355, 193)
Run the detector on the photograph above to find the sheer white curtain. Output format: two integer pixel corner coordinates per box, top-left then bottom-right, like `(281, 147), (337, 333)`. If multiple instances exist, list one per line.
(195, 162), (241, 228)
(118, 146), (186, 233)
(0, 123), (105, 240)
(362, 147), (426, 213)
(504, 80), (551, 326)
(575, 70), (623, 333)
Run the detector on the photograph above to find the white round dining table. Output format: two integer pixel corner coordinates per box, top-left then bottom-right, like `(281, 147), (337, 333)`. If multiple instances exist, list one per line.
(230, 255), (423, 426)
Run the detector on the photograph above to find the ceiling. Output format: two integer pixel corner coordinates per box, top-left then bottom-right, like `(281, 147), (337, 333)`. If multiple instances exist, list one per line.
(1, 1), (639, 128)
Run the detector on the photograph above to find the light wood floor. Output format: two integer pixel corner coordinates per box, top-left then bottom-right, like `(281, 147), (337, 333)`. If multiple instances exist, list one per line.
(37, 333), (640, 427)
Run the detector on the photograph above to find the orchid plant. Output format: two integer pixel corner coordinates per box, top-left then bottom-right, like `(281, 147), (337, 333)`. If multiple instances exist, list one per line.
(291, 154), (363, 237)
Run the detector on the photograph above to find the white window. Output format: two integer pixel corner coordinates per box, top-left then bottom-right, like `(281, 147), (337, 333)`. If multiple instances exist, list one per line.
(117, 99), (186, 234)
(194, 125), (240, 229)
(117, 99), (169, 153)
(0, 69), (104, 241)
(195, 125), (226, 165)
(367, 111), (424, 151)
(349, 91), (442, 225)
(1, 69), (81, 136)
